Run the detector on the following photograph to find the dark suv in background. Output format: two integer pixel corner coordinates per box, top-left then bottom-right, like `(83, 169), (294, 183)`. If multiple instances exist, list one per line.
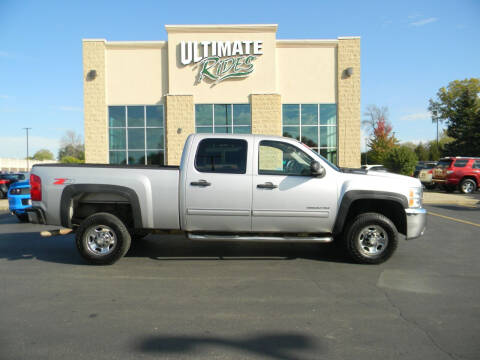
(433, 157), (480, 194)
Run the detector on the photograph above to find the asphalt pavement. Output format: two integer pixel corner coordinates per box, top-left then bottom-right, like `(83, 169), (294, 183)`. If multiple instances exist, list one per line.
(0, 204), (479, 360)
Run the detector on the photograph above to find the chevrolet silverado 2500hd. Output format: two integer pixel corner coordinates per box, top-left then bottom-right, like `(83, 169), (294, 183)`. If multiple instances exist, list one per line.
(27, 134), (427, 265)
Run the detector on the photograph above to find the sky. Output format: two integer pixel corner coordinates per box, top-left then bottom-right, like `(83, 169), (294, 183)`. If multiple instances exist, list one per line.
(0, 0), (479, 158)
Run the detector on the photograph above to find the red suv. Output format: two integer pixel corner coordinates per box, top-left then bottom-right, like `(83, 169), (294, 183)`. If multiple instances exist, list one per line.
(433, 157), (480, 194)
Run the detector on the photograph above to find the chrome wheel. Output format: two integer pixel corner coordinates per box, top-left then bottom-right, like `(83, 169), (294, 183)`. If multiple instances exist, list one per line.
(461, 180), (474, 194)
(85, 225), (117, 255)
(357, 225), (388, 257)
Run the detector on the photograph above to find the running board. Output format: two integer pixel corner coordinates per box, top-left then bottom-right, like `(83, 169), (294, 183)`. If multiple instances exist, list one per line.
(187, 233), (333, 243)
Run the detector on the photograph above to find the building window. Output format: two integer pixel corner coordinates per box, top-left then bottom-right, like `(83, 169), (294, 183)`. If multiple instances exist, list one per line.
(108, 105), (164, 165)
(195, 104), (251, 134)
(282, 104), (337, 164)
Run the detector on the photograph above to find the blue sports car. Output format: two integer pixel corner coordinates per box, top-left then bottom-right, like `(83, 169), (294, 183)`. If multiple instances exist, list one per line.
(8, 180), (31, 222)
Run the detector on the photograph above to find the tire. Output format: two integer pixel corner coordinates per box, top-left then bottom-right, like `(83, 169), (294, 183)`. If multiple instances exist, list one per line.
(75, 212), (131, 265)
(0, 190), (5, 199)
(460, 179), (476, 194)
(16, 214), (29, 223)
(425, 183), (436, 190)
(343, 212), (398, 265)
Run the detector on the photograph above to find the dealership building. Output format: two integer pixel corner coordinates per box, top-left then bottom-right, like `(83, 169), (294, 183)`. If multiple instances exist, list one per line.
(82, 24), (360, 167)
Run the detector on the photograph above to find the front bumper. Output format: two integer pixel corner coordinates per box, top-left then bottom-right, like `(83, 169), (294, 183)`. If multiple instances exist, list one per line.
(26, 207), (46, 224)
(405, 208), (427, 240)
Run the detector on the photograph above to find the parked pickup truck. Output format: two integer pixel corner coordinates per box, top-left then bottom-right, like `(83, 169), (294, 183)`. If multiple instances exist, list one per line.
(27, 134), (427, 265)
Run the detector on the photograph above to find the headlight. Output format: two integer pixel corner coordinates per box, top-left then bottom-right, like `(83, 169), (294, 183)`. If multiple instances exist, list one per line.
(10, 188), (21, 195)
(409, 187), (423, 208)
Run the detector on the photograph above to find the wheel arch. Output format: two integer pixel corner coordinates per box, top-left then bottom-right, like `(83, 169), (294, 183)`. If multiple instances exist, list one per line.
(60, 184), (142, 229)
(333, 191), (408, 236)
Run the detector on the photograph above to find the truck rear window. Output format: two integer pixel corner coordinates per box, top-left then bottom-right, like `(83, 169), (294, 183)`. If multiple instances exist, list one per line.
(195, 138), (248, 174)
(436, 159), (452, 168)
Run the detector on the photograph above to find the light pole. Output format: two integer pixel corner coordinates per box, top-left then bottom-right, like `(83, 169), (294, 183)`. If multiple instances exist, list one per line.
(23, 128), (31, 170)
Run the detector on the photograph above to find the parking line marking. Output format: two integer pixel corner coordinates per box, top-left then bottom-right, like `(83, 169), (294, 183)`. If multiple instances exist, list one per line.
(428, 211), (480, 228)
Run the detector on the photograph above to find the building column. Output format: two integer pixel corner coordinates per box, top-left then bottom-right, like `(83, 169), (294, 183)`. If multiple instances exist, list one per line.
(251, 94), (282, 136)
(83, 39), (108, 164)
(337, 37), (361, 168)
(165, 95), (195, 165)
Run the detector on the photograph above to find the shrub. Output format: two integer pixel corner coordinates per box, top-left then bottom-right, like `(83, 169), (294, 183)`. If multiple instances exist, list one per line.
(384, 146), (418, 176)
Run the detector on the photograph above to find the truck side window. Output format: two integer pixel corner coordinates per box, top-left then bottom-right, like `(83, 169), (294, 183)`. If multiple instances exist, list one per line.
(258, 140), (313, 176)
(473, 160), (480, 169)
(195, 138), (248, 174)
(453, 159), (468, 168)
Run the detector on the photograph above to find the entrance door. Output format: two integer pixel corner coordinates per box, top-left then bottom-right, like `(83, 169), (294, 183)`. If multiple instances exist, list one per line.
(252, 139), (338, 233)
(184, 137), (253, 232)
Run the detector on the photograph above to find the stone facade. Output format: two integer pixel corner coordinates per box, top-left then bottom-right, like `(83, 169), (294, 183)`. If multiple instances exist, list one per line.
(251, 94), (282, 136)
(165, 95), (195, 165)
(337, 37), (361, 168)
(83, 40), (108, 164)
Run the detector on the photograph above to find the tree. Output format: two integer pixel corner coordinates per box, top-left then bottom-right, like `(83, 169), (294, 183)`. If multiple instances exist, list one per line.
(428, 78), (480, 156)
(414, 143), (429, 161)
(384, 146), (418, 176)
(58, 131), (85, 161)
(60, 156), (84, 164)
(363, 106), (398, 164)
(32, 149), (54, 161)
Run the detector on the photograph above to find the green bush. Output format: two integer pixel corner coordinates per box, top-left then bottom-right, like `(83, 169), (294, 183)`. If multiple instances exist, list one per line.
(384, 146), (418, 176)
(60, 156), (84, 164)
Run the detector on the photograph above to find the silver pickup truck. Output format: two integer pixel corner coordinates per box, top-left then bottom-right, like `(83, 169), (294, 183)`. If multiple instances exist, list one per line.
(28, 134), (426, 265)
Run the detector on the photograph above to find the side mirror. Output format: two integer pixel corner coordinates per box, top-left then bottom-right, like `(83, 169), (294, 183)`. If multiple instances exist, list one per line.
(310, 161), (326, 177)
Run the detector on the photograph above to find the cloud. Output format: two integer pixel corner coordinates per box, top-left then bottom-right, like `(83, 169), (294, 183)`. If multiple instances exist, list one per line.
(58, 106), (82, 112)
(0, 136), (60, 159)
(0, 51), (10, 57)
(410, 17), (438, 27)
(0, 94), (11, 99)
(400, 111), (431, 121)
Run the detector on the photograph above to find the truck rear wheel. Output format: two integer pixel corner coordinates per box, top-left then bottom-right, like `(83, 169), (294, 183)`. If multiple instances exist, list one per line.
(76, 212), (131, 265)
(343, 212), (398, 264)
(460, 179), (476, 194)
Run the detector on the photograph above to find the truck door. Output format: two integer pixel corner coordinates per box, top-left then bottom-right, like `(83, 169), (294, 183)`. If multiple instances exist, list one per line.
(252, 139), (337, 233)
(184, 137), (253, 232)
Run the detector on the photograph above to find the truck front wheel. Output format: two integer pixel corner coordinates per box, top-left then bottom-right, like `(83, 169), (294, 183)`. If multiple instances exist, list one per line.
(343, 212), (398, 264)
(76, 212), (131, 265)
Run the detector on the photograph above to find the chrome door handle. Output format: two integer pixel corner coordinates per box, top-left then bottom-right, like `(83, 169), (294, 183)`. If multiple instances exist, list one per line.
(190, 179), (211, 187)
(257, 182), (278, 189)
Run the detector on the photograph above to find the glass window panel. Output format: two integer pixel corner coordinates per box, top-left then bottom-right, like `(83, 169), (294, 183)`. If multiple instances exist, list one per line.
(453, 159), (468, 167)
(146, 105), (163, 127)
(127, 106), (144, 127)
(109, 128), (126, 150)
(214, 126), (230, 134)
(195, 104), (212, 126)
(128, 151), (146, 165)
(283, 126), (300, 141)
(196, 126), (213, 134)
(259, 140), (313, 176)
(320, 104), (337, 125)
(128, 128), (145, 149)
(146, 128), (164, 149)
(109, 151), (126, 165)
(147, 150), (164, 165)
(233, 104), (250, 125)
(320, 126), (337, 148)
(283, 104), (299, 125)
(109, 106), (125, 127)
(233, 126), (251, 134)
(214, 104), (231, 127)
(195, 138), (248, 174)
(301, 104), (318, 125)
(320, 149), (337, 165)
(301, 126), (319, 148)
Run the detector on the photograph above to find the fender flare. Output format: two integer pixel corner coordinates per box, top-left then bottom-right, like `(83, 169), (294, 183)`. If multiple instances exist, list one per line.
(60, 184), (142, 228)
(333, 190), (408, 236)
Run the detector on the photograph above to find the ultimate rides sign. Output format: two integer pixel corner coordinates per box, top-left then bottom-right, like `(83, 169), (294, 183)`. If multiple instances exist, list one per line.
(180, 40), (263, 84)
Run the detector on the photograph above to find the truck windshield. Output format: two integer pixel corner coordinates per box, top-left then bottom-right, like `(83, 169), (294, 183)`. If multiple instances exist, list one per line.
(436, 159), (452, 168)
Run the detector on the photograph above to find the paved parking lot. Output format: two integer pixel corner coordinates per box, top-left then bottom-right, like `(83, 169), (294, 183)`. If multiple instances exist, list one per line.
(0, 204), (479, 360)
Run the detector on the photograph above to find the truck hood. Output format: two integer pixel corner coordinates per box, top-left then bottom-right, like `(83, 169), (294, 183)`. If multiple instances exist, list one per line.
(338, 169), (421, 200)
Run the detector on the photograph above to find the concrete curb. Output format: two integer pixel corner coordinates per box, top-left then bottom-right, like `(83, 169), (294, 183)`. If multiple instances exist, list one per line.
(0, 199), (8, 211)
(423, 192), (479, 207)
